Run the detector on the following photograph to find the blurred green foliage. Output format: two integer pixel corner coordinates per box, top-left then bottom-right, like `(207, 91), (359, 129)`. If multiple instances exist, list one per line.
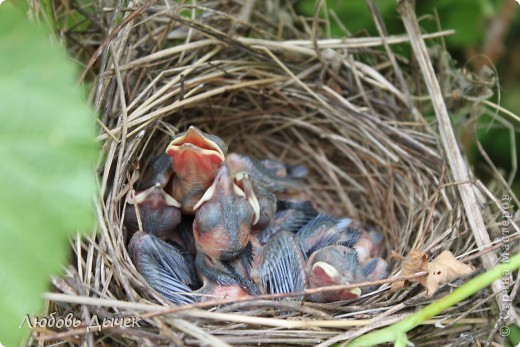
(508, 324), (520, 346)
(0, 4), (97, 346)
(298, 0), (503, 47)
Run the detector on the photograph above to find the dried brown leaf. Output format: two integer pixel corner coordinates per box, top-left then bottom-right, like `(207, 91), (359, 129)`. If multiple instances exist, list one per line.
(391, 249), (428, 291)
(425, 250), (475, 296)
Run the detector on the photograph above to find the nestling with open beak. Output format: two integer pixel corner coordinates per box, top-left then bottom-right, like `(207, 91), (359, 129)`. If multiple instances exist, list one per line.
(192, 164), (259, 261)
(166, 126), (228, 214)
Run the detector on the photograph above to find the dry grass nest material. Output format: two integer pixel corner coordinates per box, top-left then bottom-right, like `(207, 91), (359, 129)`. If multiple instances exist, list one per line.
(34, 0), (520, 346)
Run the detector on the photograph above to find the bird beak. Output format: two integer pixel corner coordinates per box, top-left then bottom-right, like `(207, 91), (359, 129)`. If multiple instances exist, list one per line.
(126, 184), (181, 208)
(312, 262), (362, 298)
(312, 261), (340, 284)
(193, 164), (242, 210)
(234, 172), (260, 225)
(346, 287), (362, 298)
(166, 126), (227, 180)
(166, 126), (226, 160)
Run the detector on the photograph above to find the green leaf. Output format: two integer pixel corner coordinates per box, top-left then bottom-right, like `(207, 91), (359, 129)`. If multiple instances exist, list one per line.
(508, 324), (520, 346)
(0, 6), (97, 347)
(416, 0), (486, 47)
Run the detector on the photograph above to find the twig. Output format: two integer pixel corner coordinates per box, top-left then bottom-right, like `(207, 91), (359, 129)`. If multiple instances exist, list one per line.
(365, 0), (421, 122)
(79, 0), (156, 83)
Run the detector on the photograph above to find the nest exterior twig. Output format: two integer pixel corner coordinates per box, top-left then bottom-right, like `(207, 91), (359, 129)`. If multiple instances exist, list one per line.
(28, 0), (520, 346)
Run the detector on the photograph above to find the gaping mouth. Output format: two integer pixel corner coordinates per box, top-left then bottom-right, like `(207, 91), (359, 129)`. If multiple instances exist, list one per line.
(166, 126), (225, 161)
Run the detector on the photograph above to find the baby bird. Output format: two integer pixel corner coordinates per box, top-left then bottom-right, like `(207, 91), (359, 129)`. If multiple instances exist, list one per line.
(193, 164), (258, 261)
(166, 126), (228, 214)
(306, 245), (389, 303)
(124, 184), (181, 240)
(291, 214), (389, 302)
(306, 245), (365, 302)
(125, 183), (199, 304)
(227, 153), (312, 231)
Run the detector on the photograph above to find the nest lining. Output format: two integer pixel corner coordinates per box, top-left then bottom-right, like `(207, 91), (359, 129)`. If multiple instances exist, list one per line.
(31, 1), (520, 346)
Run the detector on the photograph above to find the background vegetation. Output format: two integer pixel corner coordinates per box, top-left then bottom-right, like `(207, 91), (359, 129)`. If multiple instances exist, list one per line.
(0, 3), (97, 346)
(298, 0), (520, 193)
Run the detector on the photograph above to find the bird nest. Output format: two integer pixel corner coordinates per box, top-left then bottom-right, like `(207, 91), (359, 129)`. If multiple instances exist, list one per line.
(33, 0), (519, 346)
